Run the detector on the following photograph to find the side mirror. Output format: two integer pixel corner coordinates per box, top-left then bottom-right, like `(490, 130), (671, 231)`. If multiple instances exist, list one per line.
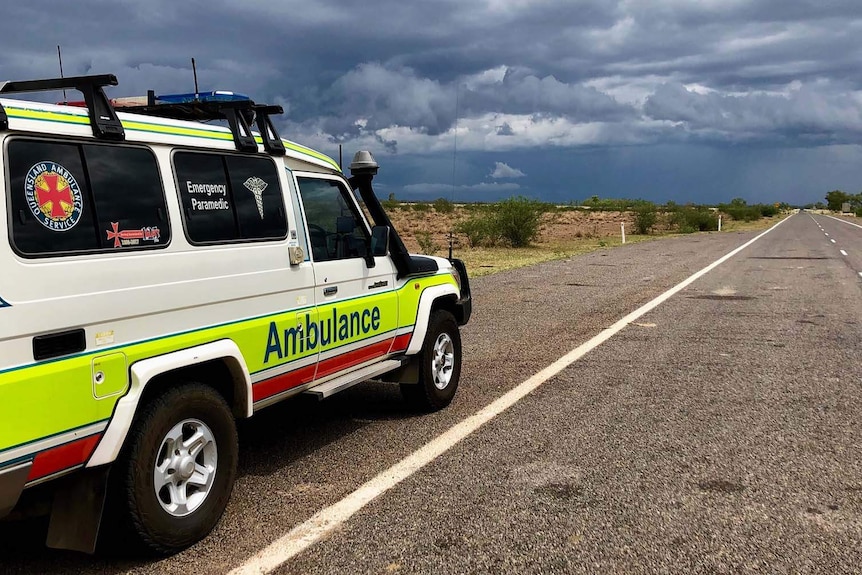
(371, 225), (389, 257)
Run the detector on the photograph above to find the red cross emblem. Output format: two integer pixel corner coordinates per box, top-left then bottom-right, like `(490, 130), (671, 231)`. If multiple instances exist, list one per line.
(36, 172), (74, 220)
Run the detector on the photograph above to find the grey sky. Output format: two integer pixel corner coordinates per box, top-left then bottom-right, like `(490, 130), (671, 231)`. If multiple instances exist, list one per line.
(3, 0), (862, 205)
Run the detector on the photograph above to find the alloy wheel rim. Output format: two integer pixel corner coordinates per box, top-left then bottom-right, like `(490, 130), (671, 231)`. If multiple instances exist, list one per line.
(153, 418), (218, 517)
(432, 332), (455, 390)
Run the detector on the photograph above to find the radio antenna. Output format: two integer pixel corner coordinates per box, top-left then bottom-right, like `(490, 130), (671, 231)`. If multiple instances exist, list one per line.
(191, 57), (199, 101)
(57, 45), (67, 104)
(451, 83), (460, 203)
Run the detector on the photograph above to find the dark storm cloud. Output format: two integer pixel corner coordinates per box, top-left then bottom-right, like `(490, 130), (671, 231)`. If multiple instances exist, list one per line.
(645, 81), (862, 144)
(3, 1), (862, 204)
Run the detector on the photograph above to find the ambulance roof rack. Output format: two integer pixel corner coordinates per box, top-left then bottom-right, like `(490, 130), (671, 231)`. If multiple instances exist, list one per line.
(118, 91), (286, 155)
(0, 73), (287, 156)
(0, 74), (125, 141)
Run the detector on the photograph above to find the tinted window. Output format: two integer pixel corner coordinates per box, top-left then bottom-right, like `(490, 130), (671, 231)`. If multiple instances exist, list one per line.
(226, 156), (287, 240)
(296, 176), (368, 262)
(174, 153), (236, 242)
(174, 152), (286, 243)
(7, 139), (168, 256)
(84, 145), (167, 250)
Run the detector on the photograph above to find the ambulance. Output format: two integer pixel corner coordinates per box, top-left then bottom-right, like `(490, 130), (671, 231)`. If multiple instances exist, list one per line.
(0, 74), (471, 554)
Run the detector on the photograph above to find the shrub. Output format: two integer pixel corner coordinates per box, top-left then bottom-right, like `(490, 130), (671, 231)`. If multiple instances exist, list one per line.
(633, 203), (658, 234)
(722, 205), (761, 222)
(415, 231), (438, 255)
(672, 208), (718, 233)
(433, 197), (455, 213)
(411, 203), (432, 212)
(758, 204), (779, 217)
(454, 197), (547, 247)
(455, 214), (499, 247)
(494, 196), (546, 247)
(382, 197), (401, 211)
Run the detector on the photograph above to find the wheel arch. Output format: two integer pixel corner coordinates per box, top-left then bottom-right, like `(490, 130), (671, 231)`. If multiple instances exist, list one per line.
(404, 284), (459, 355)
(87, 339), (252, 468)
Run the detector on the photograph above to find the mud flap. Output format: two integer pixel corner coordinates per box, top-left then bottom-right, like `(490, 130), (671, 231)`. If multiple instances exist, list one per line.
(46, 466), (110, 553)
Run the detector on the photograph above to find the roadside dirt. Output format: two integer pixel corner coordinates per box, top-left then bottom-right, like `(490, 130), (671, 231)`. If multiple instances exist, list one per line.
(388, 205), (640, 253)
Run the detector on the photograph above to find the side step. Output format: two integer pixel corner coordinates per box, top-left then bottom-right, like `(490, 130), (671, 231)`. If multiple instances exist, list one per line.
(304, 359), (405, 400)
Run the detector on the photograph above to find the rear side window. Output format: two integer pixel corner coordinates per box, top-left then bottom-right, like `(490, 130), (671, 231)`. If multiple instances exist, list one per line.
(7, 139), (168, 257)
(174, 152), (286, 244)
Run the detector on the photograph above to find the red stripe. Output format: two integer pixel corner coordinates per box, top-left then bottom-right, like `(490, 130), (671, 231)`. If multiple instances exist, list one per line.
(26, 434), (101, 483)
(252, 364), (316, 402)
(391, 333), (411, 353)
(314, 340), (395, 380)
(254, 336), (409, 403)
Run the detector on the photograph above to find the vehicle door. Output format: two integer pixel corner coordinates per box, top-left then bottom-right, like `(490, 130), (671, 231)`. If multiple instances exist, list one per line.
(292, 172), (398, 382)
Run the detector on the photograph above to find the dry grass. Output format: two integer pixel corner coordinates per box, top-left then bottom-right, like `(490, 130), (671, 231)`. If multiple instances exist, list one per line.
(386, 204), (784, 278)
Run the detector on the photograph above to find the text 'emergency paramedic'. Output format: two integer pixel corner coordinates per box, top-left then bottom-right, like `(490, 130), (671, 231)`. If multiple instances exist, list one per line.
(187, 181), (230, 211)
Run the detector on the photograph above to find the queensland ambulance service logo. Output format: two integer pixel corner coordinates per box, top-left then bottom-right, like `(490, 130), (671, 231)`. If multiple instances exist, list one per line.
(24, 162), (83, 231)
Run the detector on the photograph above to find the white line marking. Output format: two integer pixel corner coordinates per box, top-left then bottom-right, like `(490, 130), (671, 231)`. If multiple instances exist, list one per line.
(228, 216), (791, 575)
(841, 249), (848, 256)
(824, 214), (862, 230)
(831, 239), (837, 243)
(825, 233), (830, 236)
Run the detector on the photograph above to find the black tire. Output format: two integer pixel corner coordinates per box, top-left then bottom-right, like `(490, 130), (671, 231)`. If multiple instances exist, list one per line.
(107, 383), (238, 555)
(401, 310), (462, 411)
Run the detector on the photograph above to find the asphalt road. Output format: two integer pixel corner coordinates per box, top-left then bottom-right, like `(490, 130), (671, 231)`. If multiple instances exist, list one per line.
(2, 211), (860, 573)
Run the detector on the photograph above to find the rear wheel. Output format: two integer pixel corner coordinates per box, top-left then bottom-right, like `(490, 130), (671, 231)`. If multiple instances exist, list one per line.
(108, 383), (238, 555)
(401, 310), (462, 411)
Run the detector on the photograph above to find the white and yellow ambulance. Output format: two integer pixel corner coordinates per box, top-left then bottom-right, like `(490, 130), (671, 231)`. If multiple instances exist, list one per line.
(0, 74), (471, 554)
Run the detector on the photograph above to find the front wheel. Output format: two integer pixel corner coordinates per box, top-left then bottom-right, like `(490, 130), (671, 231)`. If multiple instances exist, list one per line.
(107, 383), (238, 555)
(401, 310), (462, 411)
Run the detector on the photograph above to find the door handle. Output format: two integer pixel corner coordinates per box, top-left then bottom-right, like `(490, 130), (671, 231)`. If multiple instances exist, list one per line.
(323, 286), (338, 296)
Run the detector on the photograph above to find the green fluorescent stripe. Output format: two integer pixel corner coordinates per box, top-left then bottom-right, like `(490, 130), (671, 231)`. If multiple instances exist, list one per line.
(0, 419), (109, 458)
(0, 297), (311, 377)
(124, 121), (234, 141)
(0, 278), (428, 377)
(5, 104), (339, 169)
(5, 111), (91, 128)
(282, 141), (340, 170)
(4, 107), (90, 125)
(0, 273), (454, 453)
(0, 273), (453, 377)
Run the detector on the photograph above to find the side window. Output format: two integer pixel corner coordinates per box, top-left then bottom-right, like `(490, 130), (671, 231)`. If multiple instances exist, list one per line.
(174, 152), (286, 244)
(226, 156), (287, 240)
(7, 139), (169, 257)
(84, 145), (167, 250)
(296, 176), (368, 262)
(174, 153), (236, 242)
